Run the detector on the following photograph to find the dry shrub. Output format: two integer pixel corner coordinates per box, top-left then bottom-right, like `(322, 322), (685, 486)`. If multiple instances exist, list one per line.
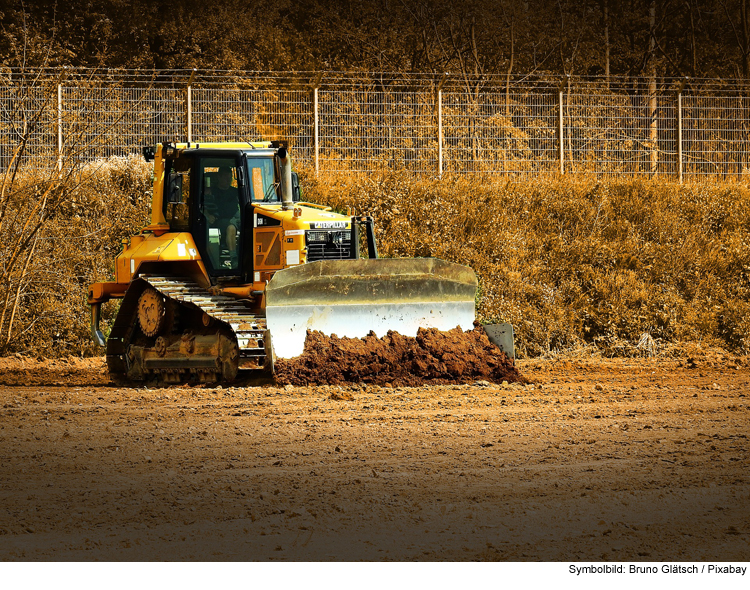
(299, 169), (750, 357)
(5, 160), (750, 359)
(0, 156), (150, 356)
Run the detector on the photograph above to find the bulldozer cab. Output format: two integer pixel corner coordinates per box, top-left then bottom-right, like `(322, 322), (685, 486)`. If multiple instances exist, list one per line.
(162, 146), (298, 282)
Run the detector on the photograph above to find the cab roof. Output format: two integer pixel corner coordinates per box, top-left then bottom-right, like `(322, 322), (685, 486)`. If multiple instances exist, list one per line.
(171, 141), (275, 150)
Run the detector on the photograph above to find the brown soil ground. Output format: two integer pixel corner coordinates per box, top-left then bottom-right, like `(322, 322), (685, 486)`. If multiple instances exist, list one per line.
(0, 350), (748, 561)
(274, 327), (524, 387)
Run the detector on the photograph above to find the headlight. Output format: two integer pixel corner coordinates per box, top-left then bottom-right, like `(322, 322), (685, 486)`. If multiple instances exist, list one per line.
(307, 231), (328, 243)
(306, 230), (351, 245)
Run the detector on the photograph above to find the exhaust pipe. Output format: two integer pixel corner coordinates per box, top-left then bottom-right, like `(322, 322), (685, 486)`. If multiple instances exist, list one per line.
(278, 146), (294, 211)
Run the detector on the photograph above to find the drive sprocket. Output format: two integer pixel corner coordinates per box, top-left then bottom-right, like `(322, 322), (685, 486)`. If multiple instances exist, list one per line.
(138, 287), (168, 337)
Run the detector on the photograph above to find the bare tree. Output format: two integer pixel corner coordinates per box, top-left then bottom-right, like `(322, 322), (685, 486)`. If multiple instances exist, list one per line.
(648, 0), (658, 175)
(0, 53), (156, 353)
(498, 0), (517, 116)
(720, 0), (750, 80)
(602, 0), (611, 87)
(0, 75), (74, 349)
(686, 0), (698, 77)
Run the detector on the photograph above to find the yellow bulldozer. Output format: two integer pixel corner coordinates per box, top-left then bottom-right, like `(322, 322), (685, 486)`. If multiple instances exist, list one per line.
(88, 142), (513, 383)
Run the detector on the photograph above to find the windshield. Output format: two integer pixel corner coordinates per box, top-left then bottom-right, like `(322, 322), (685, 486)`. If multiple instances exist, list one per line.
(247, 157), (279, 202)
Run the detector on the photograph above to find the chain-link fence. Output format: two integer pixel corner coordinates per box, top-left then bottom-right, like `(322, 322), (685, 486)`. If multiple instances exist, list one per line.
(0, 84), (57, 171)
(2, 72), (750, 180)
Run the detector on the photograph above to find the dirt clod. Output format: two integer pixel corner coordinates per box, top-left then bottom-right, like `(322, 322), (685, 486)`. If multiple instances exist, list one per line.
(274, 326), (526, 387)
(329, 390), (354, 401)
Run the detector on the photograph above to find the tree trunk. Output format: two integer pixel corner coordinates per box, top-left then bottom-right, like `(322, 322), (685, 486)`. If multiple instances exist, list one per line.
(687, 0), (697, 77)
(743, 0), (750, 80)
(4, 233), (38, 348)
(505, 13), (515, 116)
(603, 0), (610, 89)
(648, 0), (658, 176)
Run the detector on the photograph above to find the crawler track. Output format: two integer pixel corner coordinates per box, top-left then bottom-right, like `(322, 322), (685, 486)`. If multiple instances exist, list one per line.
(107, 275), (270, 383)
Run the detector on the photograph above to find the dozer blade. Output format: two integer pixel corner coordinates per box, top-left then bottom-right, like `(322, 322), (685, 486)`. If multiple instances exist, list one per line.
(265, 258), (478, 359)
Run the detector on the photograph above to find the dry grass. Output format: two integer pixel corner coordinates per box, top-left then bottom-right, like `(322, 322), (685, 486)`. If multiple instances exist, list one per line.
(4, 160), (750, 359)
(300, 170), (750, 358)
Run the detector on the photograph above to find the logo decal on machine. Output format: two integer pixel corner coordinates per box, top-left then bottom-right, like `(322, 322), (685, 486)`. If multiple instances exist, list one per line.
(309, 221), (348, 229)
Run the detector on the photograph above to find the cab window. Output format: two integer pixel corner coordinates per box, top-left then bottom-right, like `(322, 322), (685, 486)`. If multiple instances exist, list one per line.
(247, 158), (279, 202)
(164, 157), (192, 231)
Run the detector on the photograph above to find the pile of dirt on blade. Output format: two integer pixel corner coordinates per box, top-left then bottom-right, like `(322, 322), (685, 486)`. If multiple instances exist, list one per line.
(274, 326), (527, 387)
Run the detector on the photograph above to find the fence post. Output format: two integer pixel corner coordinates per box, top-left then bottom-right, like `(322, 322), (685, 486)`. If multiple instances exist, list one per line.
(314, 86), (319, 177)
(438, 88), (443, 178)
(677, 91), (683, 183)
(186, 68), (196, 143)
(57, 84), (63, 172)
(558, 90), (564, 174)
(186, 85), (192, 143)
